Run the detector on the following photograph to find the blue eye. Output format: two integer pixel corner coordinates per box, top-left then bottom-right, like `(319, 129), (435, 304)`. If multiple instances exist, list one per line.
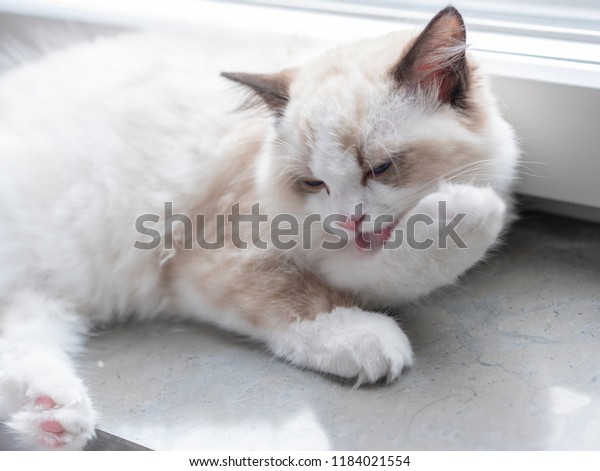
(372, 161), (392, 175)
(304, 180), (325, 187)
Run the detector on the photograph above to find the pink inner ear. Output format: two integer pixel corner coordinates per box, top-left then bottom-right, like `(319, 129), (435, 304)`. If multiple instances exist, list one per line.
(431, 69), (460, 103)
(394, 7), (467, 105)
(415, 65), (459, 103)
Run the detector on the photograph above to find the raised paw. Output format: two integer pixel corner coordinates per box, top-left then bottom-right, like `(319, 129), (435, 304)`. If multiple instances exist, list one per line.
(406, 183), (507, 264)
(8, 389), (96, 450)
(428, 183), (506, 242)
(269, 307), (413, 385)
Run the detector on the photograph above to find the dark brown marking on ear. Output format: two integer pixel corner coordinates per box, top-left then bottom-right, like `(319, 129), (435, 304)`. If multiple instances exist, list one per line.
(392, 6), (469, 107)
(221, 69), (295, 117)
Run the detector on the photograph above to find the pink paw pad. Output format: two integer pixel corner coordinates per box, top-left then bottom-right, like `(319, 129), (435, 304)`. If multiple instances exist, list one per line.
(34, 396), (56, 410)
(41, 420), (65, 434)
(35, 396), (67, 447)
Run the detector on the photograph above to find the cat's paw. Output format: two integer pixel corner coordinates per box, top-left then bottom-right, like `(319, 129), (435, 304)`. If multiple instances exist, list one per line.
(441, 182), (506, 240)
(8, 384), (96, 450)
(269, 307), (413, 385)
(415, 183), (507, 250)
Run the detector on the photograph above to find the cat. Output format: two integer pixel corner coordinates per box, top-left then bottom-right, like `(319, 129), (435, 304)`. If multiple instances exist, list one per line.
(0, 6), (518, 450)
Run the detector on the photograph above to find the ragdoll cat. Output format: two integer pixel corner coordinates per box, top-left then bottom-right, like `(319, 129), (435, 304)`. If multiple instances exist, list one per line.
(0, 6), (518, 450)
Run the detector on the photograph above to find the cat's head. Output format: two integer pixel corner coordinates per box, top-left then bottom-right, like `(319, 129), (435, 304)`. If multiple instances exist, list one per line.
(223, 6), (516, 250)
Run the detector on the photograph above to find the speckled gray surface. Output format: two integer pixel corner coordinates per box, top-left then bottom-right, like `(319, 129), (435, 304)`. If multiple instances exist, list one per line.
(77, 211), (600, 451)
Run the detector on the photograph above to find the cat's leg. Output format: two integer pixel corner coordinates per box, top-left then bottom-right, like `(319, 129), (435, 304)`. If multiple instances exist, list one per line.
(174, 258), (413, 385)
(407, 182), (507, 290)
(0, 291), (95, 450)
(263, 306), (413, 385)
(365, 183), (507, 303)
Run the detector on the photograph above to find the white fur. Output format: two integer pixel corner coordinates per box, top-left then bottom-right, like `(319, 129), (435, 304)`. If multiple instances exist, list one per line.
(0, 33), (267, 449)
(0, 27), (518, 449)
(265, 306), (413, 385)
(0, 292), (95, 449)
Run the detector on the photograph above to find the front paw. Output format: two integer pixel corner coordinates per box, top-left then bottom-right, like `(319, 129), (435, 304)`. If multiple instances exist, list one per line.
(269, 307), (413, 385)
(414, 183), (507, 252)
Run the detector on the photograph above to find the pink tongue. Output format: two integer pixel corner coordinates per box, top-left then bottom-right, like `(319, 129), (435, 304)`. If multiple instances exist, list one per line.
(355, 231), (371, 250)
(355, 226), (393, 251)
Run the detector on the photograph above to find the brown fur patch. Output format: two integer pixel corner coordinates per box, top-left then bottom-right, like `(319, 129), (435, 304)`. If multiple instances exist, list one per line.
(381, 140), (486, 190)
(166, 117), (355, 328)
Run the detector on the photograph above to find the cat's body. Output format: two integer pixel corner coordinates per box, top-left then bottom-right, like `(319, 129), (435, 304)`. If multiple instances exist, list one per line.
(0, 8), (518, 449)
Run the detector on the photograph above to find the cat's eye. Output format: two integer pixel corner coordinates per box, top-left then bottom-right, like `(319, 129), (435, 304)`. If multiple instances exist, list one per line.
(304, 180), (325, 188)
(371, 161), (392, 176)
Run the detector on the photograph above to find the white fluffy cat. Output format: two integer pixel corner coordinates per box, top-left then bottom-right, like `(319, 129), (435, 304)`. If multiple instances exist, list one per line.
(0, 7), (518, 449)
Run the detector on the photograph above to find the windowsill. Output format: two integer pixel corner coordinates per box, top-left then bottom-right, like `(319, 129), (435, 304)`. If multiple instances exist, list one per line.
(1, 0), (599, 215)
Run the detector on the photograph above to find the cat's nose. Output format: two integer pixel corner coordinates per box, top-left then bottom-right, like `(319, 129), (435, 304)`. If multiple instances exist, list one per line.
(339, 214), (365, 230)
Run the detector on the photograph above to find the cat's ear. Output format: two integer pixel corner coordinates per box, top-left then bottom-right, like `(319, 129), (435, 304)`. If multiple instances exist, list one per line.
(221, 69), (295, 117)
(392, 6), (468, 106)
